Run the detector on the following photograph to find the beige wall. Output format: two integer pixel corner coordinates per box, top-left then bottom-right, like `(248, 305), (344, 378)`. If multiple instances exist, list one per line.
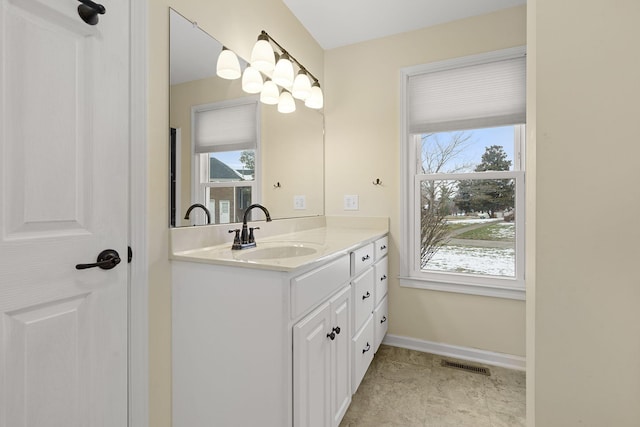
(148, 1), (323, 426)
(324, 7), (527, 357)
(532, 0), (640, 425)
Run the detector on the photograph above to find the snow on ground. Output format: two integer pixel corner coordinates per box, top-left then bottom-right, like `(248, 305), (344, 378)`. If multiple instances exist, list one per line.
(446, 218), (498, 225)
(425, 244), (515, 277)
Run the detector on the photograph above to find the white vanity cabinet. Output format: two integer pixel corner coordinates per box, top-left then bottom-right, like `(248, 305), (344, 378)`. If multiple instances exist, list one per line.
(172, 232), (388, 427)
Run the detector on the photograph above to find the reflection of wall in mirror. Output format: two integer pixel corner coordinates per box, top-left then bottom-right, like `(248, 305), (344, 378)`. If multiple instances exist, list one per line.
(262, 105), (323, 219)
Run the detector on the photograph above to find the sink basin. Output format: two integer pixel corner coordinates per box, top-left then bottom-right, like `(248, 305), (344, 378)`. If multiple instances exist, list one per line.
(234, 244), (318, 260)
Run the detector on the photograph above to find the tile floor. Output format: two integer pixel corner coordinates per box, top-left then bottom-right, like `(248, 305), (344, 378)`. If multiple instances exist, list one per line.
(340, 345), (526, 427)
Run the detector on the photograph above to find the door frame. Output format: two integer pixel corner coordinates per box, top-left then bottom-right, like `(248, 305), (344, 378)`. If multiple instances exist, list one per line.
(129, 0), (149, 426)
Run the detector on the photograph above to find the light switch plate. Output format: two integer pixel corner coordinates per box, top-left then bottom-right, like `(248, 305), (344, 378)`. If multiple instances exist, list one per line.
(293, 195), (306, 210)
(344, 195), (359, 210)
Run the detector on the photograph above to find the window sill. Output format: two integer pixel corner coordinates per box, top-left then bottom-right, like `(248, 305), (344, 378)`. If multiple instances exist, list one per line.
(399, 276), (525, 300)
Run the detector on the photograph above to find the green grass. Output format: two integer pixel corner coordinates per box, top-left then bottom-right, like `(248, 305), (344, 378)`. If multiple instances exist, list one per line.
(455, 223), (515, 241)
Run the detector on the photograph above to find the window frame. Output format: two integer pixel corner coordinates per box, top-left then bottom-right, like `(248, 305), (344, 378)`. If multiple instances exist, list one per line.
(400, 48), (526, 300)
(191, 97), (261, 224)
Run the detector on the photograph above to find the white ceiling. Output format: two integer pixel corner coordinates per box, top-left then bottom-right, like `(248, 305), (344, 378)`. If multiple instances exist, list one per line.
(282, 0), (526, 50)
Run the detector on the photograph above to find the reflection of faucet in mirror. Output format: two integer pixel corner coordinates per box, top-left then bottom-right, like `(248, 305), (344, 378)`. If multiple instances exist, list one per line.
(230, 204), (272, 250)
(184, 203), (211, 225)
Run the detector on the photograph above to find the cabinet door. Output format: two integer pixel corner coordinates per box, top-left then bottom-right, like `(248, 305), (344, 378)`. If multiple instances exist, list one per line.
(329, 286), (351, 427)
(294, 301), (332, 427)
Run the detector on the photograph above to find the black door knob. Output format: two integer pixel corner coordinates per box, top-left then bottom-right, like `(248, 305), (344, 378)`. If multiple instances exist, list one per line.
(76, 249), (121, 270)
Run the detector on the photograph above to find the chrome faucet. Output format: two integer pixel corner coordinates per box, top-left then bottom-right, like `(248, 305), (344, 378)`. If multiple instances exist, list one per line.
(184, 203), (211, 225)
(230, 204), (272, 250)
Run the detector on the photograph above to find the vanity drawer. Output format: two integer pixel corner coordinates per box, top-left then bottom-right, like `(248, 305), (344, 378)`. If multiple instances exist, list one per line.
(291, 255), (350, 319)
(351, 243), (374, 276)
(374, 257), (388, 306)
(352, 315), (374, 393)
(374, 296), (388, 353)
(352, 268), (374, 333)
(374, 236), (388, 260)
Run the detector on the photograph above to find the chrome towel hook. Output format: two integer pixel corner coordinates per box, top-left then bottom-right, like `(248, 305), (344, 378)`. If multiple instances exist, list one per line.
(77, 0), (106, 26)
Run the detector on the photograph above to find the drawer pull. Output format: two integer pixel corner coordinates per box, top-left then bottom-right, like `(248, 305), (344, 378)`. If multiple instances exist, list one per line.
(361, 254), (370, 262)
(380, 274), (387, 281)
(380, 316), (387, 324)
(380, 245), (387, 250)
(362, 342), (371, 354)
(332, 326), (341, 335)
(327, 331), (336, 341)
(362, 291), (371, 300)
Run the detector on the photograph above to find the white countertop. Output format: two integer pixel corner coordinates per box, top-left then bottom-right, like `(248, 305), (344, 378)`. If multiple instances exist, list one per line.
(170, 216), (388, 272)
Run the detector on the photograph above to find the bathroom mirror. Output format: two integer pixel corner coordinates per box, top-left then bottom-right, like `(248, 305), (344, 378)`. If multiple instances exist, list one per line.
(169, 9), (324, 227)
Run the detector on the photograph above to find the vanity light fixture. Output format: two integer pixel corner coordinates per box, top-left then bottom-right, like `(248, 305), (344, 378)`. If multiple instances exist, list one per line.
(242, 65), (263, 94)
(305, 80), (324, 109)
(260, 79), (280, 105)
(250, 30), (323, 111)
(272, 52), (295, 89)
(277, 90), (296, 114)
(216, 46), (241, 80)
(292, 69), (312, 100)
(250, 32), (276, 74)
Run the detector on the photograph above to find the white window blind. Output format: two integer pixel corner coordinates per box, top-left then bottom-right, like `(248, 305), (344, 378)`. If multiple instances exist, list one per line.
(408, 54), (526, 134)
(194, 101), (257, 153)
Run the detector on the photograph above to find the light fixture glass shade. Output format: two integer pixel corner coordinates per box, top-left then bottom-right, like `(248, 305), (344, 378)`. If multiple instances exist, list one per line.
(260, 80), (280, 105)
(251, 35), (276, 74)
(272, 53), (294, 89)
(292, 70), (312, 100)
(242, 66), (263, 94)
(277, 90), (296, 113)
(216, 47), (241, 80)
(305, 82), (323, 109)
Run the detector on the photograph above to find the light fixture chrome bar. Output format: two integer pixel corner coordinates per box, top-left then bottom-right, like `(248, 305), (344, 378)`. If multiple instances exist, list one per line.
(259, 30), (321, 85)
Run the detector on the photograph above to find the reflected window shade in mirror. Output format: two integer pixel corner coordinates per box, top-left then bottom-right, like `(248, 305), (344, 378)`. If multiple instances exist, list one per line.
(194, 100), (258, 153)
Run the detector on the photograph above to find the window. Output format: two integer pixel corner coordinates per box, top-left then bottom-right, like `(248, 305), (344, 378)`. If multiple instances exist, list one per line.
(192, 97), (260, 224)
(400, 47), (526, 300)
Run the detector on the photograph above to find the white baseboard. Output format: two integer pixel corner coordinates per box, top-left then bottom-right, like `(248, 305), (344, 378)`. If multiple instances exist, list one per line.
(382, 334), (526, 371)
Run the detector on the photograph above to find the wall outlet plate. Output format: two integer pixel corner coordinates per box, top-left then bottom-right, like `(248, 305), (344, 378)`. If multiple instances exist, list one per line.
(293, 195), (306, 210)
(344, 195), (359, 210)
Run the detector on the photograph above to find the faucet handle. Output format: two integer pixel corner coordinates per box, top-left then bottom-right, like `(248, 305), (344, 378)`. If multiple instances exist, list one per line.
(248, 227), (260, 243)
(228, 228), (241, 241)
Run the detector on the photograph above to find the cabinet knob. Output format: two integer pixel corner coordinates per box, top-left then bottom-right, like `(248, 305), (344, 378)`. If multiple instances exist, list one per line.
(326, 331), (336, 341)
(362, 342), (371, 354)
(361, 254), (370, 262)
(362, 291), (371, 300)
(380, 274), (387, 281)
(332, 326), (341, 335)
(380, 316), (387, 324)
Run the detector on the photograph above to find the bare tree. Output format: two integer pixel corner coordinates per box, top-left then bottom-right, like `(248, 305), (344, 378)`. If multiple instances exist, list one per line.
(419, 131), (474, 268)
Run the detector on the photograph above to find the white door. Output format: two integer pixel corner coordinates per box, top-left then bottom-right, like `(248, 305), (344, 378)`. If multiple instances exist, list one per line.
(0, 0), (130, 426)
